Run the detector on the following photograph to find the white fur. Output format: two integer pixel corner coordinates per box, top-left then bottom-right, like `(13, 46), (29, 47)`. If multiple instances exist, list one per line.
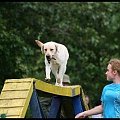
(35, 40), (69, 86)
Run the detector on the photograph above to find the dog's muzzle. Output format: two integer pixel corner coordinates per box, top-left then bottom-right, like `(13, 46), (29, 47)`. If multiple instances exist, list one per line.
(46, 55), (51, 63)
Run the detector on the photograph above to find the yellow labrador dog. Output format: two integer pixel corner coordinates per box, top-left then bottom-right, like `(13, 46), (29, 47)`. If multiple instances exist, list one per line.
(35, 40), (69, 86)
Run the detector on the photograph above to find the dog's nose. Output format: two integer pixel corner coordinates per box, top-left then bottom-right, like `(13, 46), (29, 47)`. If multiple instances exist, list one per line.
(46, 55), (50, 59)
(46, 55), (51, 61)
(46, 55), (51, 64)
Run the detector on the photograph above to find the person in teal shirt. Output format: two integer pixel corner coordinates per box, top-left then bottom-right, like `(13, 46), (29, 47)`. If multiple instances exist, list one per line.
(75, 58), (120, 118)
(101, 83), (120, 118)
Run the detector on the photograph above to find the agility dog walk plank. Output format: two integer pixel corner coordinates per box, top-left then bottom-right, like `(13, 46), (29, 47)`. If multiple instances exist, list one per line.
(35, 79), (81, 97)
(0, 78), (33, 118)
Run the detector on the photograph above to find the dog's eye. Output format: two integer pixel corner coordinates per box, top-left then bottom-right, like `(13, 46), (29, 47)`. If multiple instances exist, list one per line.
(50, 49), (54, 51)
(44, 49), (47, 51)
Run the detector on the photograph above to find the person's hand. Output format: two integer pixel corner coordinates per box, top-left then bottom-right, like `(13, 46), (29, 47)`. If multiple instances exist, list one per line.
(75, 112), (86, 118)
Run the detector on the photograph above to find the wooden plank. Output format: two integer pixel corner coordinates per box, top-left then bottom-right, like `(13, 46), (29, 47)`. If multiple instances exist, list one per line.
(5, 78), (34, 83)
(35, 79), (81, 97)
(0, 91), (28, 99)
(0, 99), (25, 108)
(0, 107), (22, 116)
(7, 115), (21, 118)
(2, 83), (31, 91)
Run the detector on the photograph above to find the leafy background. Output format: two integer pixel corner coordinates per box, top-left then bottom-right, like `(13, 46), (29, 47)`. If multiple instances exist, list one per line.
(0, 2), (120, 107)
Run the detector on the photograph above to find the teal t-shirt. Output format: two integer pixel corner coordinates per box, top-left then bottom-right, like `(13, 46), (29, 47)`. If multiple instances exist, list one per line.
(101, 83), (120, 118)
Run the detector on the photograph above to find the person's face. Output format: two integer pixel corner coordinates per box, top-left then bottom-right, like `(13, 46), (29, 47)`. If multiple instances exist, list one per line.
(105, 64), (116, 81)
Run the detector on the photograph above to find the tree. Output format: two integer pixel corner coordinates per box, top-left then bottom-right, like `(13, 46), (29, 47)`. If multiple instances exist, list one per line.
(0, 2), (120, 106)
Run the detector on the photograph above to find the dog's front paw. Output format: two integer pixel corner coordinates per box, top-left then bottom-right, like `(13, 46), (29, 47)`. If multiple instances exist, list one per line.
(55, 82), (63, 87)
(55, 83), (59, 86)
(45, 78), (51, 83)
(59, 83), (63, 87)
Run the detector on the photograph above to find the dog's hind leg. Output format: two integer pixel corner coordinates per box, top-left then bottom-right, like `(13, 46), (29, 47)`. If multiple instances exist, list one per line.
(51, 65), (60, 85)
(57, 64), (67, 86)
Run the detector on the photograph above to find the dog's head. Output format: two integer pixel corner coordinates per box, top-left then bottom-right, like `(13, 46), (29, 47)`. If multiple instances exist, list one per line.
(35, 40), (58, 62)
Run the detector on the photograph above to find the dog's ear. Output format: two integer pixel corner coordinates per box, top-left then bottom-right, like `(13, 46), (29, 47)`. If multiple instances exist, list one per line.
(55, 44), (58, 54)
(35, 40), (44, 47)
(35, 40), (44, 53)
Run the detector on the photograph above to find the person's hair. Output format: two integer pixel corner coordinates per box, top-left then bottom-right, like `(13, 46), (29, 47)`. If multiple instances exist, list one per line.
(109, 58), (120, 76)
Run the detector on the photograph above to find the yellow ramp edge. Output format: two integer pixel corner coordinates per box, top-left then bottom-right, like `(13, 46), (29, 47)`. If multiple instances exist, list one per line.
(81, 88), (89, 111)
(0, 78), (33, 118)
(34, 79), (81, 97)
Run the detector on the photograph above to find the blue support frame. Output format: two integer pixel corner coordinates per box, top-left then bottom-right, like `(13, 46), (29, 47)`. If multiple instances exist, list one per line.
(29, 85), (84, 118)
(47, 96), (62, 118)
(29, 93), (84, 118)
(72, 95), (83, 116)
(29, 86), (45, 118)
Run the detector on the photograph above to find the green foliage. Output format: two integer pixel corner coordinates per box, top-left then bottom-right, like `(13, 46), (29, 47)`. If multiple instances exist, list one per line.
(0, 2), (120, 106)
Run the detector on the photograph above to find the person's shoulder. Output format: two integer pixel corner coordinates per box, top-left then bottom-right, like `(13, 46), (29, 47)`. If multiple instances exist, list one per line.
(103, 83), (113, 89)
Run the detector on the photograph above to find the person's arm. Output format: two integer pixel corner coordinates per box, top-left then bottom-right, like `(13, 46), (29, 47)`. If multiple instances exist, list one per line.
(75, 104), (103, 118)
